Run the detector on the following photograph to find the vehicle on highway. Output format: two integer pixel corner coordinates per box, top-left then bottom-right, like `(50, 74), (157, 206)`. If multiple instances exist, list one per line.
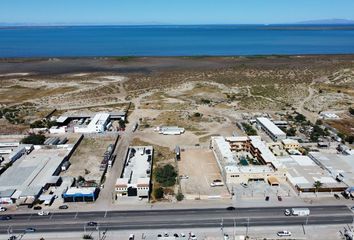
(129, 234), (134, 240)
(277, 230), (291, 237)
(240, 182), (249, 188)
(59, 205), (69, 209)
(334, 194), (340, 199)
(285, 208), (310, 216)
(37, 211), (50, 216)
(33, 206), (42, 210)
(25, 228), (36, 233)
(87, 221), (98, 226)
(0, 206), (7, 211)
(277, 196), (282, 201)
(0, 215), (11, 220)
(226, 206), (236, 210)
(265, 196), (270, 201)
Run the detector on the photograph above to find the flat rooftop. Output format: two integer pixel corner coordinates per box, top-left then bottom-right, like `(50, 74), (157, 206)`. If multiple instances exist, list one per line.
(0, 147), (71, 195)
(309, 151), (354, 187)
(257, 117), (286, 136)
(278, 155), (347, 189)
(119, 146), (153, 186)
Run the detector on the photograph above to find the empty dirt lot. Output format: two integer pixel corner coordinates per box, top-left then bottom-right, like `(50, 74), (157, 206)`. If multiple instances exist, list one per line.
(178, 148), (230, 200)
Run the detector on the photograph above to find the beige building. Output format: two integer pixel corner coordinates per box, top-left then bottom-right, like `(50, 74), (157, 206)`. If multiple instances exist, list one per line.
(211, 136), (286, 190)
(282, 139), (300, 150)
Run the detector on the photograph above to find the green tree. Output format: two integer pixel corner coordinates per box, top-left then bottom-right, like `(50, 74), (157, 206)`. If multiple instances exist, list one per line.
(295, 113), (306, 122)
(313, 181), (322, 192)
(176, 192), (184, 201)
(349, 107), (354, 115)
(346, 135), (354, 144)
(20, 134), (46, 145)
(155, 164), (177, 187)
(154, 187), (164, 199)
(286, 127), (296, 136)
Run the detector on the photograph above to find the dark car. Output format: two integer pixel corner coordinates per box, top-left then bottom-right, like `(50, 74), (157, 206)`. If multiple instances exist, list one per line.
(174, 233), (179, 237)
(33, 206), (42, 210)
(226, 206), (236, 211)
(157, 234), (162, 237)
(265, 196), (270, 201)
(277, 196), (282, 201)
(25, 227), (36, 233)
(87, 221), (98, 226)
(341, 191), (350, 199)
(0, 215), (11, 220)
(59, 205), (69, 210)
(334, 194), (340, 200)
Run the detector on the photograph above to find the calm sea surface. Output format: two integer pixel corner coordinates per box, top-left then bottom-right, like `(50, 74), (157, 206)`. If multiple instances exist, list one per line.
(0, 25), (354, 57)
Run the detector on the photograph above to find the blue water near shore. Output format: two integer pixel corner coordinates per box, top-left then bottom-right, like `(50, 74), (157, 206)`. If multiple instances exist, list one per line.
(1, 25), (354, 57)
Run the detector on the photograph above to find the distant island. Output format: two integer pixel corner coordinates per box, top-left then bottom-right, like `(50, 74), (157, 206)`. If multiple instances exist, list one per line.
(296, 18), (354, 25)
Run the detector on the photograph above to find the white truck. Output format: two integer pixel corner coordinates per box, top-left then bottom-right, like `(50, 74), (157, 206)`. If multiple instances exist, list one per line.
(285, 208), (310, 216)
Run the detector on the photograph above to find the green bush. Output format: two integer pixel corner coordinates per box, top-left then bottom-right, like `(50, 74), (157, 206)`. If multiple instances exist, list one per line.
(20, 134), (46, 145)
(241, 123), (257, 136)
(154, 187), (164, 199)
(176, 192), (184, 201)
(155, 164), (177, 187)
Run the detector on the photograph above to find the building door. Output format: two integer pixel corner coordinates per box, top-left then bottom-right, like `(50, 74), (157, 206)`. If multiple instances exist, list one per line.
(127, 187), (137, 196)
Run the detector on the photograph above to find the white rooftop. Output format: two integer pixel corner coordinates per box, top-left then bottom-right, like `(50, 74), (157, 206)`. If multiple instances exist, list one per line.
(257, 117), (286, 136)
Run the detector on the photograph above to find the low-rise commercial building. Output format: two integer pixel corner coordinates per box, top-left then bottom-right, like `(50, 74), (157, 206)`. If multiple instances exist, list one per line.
(282, 139), (300, 150)
(115, 146), (153, 199)
(211, 136), (286, 190)
(62, 187), (99, 202)
(256, 117), (286, 142)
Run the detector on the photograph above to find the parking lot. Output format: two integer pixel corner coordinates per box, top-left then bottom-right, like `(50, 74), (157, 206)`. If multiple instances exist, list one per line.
(177, 148), (230, 200)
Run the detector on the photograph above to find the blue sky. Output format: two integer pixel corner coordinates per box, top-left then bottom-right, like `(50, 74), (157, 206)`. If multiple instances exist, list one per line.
(1, 0), (354, 25)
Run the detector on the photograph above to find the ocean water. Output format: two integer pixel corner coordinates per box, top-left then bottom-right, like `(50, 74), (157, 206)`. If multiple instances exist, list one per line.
(0, 25), (354, 57)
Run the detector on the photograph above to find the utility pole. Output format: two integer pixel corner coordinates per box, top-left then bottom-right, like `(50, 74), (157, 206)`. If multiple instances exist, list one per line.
(246, 217), (250, 237)
(221, 218), (224, 236)
(233, 218), (236, 240)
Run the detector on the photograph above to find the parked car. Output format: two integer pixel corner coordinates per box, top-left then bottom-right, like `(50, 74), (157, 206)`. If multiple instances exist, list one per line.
(0, 215), (11, 220)
(224, 234), (229, 240)
(334, 194), (340, 200)
(128, 234), (134, 240)
(180, 233), (186, 237)
(277, 230), (291, 237)
(240, 183), (249, 188)
(179, 175), (189, 180)
(25, 228), (36, 233)
(87, 222), (98, 226)
(265, 196), (270, 201)
(277, 196), (282, 201)
(37, 211), (49, 216)
(59, 205), (69, 210)
(157, 234), (162, 237)
(173, 233), (179, 237)
(33, 206), (42, 210)
(164, 233), (169, 237)
(226, 206), (236, 211)
(351, 206), (354, 211)
(190, 233), (197, 240)
(0, 207), (7, 212)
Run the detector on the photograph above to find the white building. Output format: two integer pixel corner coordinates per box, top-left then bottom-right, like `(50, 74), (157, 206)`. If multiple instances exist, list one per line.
(256, 117), (286, 142)
(115, 146), (153, 199)
(74, 113), (110, 133)
(157, 126), (185, 135)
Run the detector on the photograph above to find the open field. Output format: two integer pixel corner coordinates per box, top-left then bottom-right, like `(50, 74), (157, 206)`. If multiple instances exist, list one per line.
(0, 56), (353, 139)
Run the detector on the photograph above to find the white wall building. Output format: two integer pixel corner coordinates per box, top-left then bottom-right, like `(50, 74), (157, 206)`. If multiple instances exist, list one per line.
(256, 117), (286, 142)
(115, 146), (153, 199)
(74, 113), (110, 133)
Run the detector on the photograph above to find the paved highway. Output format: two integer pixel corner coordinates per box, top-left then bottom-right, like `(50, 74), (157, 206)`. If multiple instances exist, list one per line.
(0, 205), (352, 234)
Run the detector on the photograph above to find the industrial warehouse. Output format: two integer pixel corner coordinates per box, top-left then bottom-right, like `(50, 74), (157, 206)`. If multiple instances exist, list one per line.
(0, 145), (76, 205)
(115, 146), (153, 200)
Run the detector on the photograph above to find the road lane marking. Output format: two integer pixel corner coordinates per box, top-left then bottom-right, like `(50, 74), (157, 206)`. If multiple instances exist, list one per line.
(74, 212), (78, 219)
(104, 211), (108, 218)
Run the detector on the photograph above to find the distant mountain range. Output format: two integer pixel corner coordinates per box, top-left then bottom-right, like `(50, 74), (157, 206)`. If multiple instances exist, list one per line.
(296, 19), (354, 25)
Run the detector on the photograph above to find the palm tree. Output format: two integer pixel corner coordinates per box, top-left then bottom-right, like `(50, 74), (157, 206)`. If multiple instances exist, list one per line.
(313, 181), (322, 193)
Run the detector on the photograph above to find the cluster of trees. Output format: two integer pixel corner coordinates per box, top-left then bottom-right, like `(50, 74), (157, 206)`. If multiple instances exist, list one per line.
(153, 164), (183, 201)
(30, 119), (57, 129)
(241, 122), (257, 136)
(20, 134), (46, 145)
